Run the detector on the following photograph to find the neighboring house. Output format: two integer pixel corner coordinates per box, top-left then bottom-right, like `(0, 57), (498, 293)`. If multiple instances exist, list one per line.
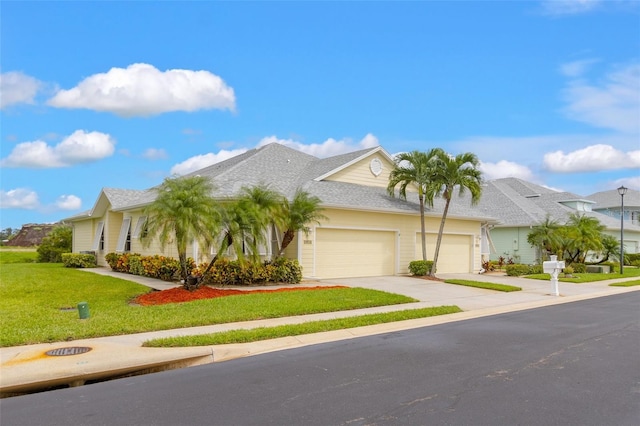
(65, 143), (494, 279)
(475, 178), (640, 264)
(586, 189), (640, 227)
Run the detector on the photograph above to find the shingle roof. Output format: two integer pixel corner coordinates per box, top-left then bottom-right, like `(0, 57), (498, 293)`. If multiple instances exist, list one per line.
(479, 178), (640, 231)
(84, 143), (491, 221)
(586, 188), (640, 209)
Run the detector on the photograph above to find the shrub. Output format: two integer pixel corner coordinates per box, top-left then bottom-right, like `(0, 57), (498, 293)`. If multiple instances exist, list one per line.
(571, 263), (586, 273)
(265, 257), (303, 283)
(563, 266), (574, 276)
(200, 258), (302, 285)
(104, 252), (302, 285)
(408, 260), (433, 276)
(626, 253), (640, 264)
(505, 264), (531, 276)
(36, 225), (72, 263)
(128, 254), (145, 276)
(631, 259), (640, 268)
(105, 252), (120, 269)
(481, 260), (495, 272)
(62, 253), (97, 268)
(505, 264), (542, 276)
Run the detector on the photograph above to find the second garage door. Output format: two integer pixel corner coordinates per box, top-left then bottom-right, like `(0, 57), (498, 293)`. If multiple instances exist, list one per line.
(415, 233), (472, 273)
(315, 228), (396, 279)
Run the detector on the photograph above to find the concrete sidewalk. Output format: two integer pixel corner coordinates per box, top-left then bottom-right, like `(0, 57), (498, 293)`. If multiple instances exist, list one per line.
(2, 269), (638, 396)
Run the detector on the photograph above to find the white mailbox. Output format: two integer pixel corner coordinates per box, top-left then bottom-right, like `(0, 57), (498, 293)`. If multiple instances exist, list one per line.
(542, 255), (565, 296)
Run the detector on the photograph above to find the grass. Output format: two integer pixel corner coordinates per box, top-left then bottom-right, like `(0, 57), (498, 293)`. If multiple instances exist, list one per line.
(444, 279), (521, 292)
(0, 248), (37, 264)
(0, 263), (418, 347)
(526, 267), (640, 283)
(609, 280), (640, 287)
(143, 306), (463, 347)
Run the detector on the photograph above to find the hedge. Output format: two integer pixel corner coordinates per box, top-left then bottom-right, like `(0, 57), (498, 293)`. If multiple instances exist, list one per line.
(62, 253), (97, 268)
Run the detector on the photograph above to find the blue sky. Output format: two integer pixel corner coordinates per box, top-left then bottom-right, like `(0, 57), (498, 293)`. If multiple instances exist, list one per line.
(1, 0), (639, 230)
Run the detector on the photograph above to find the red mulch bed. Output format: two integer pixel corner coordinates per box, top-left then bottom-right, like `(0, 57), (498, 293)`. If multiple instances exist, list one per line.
(134, 285), (347, 306)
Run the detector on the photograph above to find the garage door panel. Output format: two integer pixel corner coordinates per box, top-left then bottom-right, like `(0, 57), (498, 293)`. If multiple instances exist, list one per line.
(316, 229), (395, 279)
(415, 233), (471, 273)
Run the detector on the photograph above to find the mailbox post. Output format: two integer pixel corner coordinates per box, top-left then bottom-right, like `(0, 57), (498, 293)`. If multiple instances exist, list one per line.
(543, 255), (565, 296)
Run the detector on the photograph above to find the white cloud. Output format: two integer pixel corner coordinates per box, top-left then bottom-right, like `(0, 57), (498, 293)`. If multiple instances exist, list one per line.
(1, 130), (116, 168)
(142, 148), (168, 160)
(559, 58), (599, 77)
(479, 160), (536, 181)
(613, 176), (640, 191)
(170, 149), (247, 176)
(543, 144), (640, 172)
(540, 0), (601, 15)
(0, 71), (42, 108)
(562, 62), (640, 133)
(48, 63), (236, 117)
(258, 133), (379, 157)
(0, 188), (39, 209)
(55, 195), (82, 210)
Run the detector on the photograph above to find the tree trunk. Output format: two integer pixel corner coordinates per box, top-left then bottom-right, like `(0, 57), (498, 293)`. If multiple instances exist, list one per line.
(419, 196), (427, 262)
(278, 229), (295, 257)
(200, 232), (233, 284)
(430, 197), (451, 277)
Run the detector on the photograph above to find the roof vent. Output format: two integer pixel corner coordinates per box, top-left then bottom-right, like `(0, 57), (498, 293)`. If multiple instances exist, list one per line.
(525, 194), (541, 198)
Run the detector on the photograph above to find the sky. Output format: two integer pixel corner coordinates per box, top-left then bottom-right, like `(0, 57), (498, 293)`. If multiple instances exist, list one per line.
(1, 0), (639, 230)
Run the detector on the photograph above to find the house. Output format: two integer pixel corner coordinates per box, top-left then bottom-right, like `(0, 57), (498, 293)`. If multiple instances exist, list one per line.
(65, 143), (494, 279)
(586, 189), (640, 227)
(476, 178), (640, 264)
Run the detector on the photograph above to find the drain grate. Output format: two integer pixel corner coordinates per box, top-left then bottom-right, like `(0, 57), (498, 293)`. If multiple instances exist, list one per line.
(45, 347), (92, 356)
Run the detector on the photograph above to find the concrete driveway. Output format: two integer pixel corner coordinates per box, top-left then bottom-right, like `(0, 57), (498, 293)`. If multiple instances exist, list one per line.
(321, 272), (634, 311)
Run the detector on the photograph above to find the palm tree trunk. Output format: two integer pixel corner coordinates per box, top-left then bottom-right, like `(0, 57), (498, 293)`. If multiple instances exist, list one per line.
(419, 196), (427, 262)
(200, 232), (233, 280)
(278, 229), (295, 257)
(430, 197), (451, 277)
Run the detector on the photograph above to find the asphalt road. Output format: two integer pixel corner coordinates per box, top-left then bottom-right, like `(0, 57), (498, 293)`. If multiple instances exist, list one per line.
(2, 292), (639, 426)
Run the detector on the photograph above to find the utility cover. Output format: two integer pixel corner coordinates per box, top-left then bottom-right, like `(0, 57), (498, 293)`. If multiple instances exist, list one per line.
(45, 347), (92, 356)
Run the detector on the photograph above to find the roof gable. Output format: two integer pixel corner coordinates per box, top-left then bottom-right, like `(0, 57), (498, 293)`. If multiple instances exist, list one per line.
(313, 146), (395, 188)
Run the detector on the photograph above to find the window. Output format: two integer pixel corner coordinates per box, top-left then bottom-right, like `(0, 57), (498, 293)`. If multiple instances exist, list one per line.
(116, 218), (132, 252)
(91, 221), (105, 251)
(132, 216), (147, 239)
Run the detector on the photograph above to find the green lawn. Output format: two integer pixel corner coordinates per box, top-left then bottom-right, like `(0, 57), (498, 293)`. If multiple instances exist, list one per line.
(444, 279), (521, 292)
(0, 248), (37, 264)
(526, 267), (640, 283)
(144, 306), (463, 347)
(609, 280), (640, 287)
(0, 263), (419, 347)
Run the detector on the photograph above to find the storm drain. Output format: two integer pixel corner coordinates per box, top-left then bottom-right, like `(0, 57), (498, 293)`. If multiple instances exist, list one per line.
(45, 347), (92, 356)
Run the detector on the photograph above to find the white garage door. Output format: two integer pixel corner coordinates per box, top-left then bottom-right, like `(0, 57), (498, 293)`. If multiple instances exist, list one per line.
(415, 233), (472, 273)
(315, 228), (396, 279)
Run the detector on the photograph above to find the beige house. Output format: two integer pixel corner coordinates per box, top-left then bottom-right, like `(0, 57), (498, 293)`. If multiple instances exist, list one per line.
(66, 143), (493, 279)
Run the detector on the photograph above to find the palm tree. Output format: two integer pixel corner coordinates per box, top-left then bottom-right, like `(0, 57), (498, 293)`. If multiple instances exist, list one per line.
(595, 234), (621, 264)
(387, 149), (443, 262)
(276, 188), (327, 257)
(141, 175), (220, 289)
(563, 213), (605, 264)
(427, 150), (482, 276)
(527, 216), (562, 262)
(205, 184), (282, 272)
